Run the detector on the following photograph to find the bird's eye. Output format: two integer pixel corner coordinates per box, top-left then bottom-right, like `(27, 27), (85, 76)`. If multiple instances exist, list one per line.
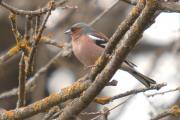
(71, 27), (79, 32)
(71, 27), (75, 32)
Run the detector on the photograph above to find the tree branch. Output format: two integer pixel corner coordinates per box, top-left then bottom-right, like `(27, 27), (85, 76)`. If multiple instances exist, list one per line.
(159, 1), (180, 13)
(17, 53), (26, 108)
(58, 0), (158, 119)
(26, 0), (55, 78)
(0, 0), (70, 15)
(88, 0), (146, 82)
(151, 105), (180, 120)
(94, 83), (166, 104)
(89, 0), (120, 26)
(0, 44), (72, 100)
(147, 86), (180, 97)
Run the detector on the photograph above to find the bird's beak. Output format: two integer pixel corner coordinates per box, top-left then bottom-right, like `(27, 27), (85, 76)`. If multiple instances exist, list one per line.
(64, 29), (72, 35)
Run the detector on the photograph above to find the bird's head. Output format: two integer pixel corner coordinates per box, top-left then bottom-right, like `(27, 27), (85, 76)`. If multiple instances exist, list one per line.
(64, 22), (93, 36)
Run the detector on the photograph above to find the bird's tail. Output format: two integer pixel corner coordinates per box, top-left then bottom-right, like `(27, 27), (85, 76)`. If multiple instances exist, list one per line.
(128, 70), (156, 88)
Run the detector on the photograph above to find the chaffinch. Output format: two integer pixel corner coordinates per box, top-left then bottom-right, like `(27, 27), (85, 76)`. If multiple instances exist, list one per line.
(65, 22), (156, 87)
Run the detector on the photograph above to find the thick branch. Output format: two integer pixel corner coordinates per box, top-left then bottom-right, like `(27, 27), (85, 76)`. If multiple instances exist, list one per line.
(58, 0), (158, 119)
(0, 79), (91, 120)
(88, 0), (146, 81)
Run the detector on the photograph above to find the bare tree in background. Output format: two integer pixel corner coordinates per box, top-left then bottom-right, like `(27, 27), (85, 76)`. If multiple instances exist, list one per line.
(0, 0), (179, 120)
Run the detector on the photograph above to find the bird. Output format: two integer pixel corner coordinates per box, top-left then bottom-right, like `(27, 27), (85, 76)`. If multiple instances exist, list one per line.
(64, 22), (156, 88)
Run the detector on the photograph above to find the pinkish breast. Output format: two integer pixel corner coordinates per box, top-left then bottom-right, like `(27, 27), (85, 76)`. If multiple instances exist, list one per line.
(72, 35), (104, 66)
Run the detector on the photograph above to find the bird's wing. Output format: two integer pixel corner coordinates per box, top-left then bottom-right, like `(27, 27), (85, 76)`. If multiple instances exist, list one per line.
(87, 31), (108, 48)
(87, 30), (138, 68)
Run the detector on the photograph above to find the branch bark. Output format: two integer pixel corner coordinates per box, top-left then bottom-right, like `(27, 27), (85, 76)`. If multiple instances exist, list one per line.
(58, 0), (158, 119)
(0, 0), (70, 15)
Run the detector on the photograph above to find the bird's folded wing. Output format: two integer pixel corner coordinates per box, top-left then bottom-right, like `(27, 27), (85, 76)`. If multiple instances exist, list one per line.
(87, 31), (108, 48)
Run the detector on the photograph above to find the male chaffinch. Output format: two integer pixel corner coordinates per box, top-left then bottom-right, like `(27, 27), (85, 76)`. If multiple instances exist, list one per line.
(65, 22), (156, 88)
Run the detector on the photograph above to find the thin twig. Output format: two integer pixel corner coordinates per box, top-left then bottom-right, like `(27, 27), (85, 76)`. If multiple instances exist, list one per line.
(0, 0), (70, 16)
(94, 83), (166, 105)
(151, 105), (180, 120)
(26, 0), (55, 78)
(40, 36), (64, 48)
(9, 13), (22, 44)
(43, 106), (61, 120)
(34, 15), (41, 36)
(17, 53), (26, 108)
(26, 43), (72, 89)
(0, 44), (72, 100)
(99, 107), (109, 120)
(91, 97), (131, 120)
(151, 111), (171, 120)
(0, 46), (20, 64)
(51, 111), (63, 120)
(89, 0), (119, 26)
(112, 83), (166, 101)
(0, 87), (24, 100)
(80, 111), (101, 116)
(24, 15), (32, 41)
(0, 39), (31, 64)
(147, 86), (180, 97)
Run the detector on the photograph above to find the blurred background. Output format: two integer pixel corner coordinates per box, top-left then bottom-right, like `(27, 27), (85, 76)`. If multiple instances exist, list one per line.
(0, 0), (179, 120)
